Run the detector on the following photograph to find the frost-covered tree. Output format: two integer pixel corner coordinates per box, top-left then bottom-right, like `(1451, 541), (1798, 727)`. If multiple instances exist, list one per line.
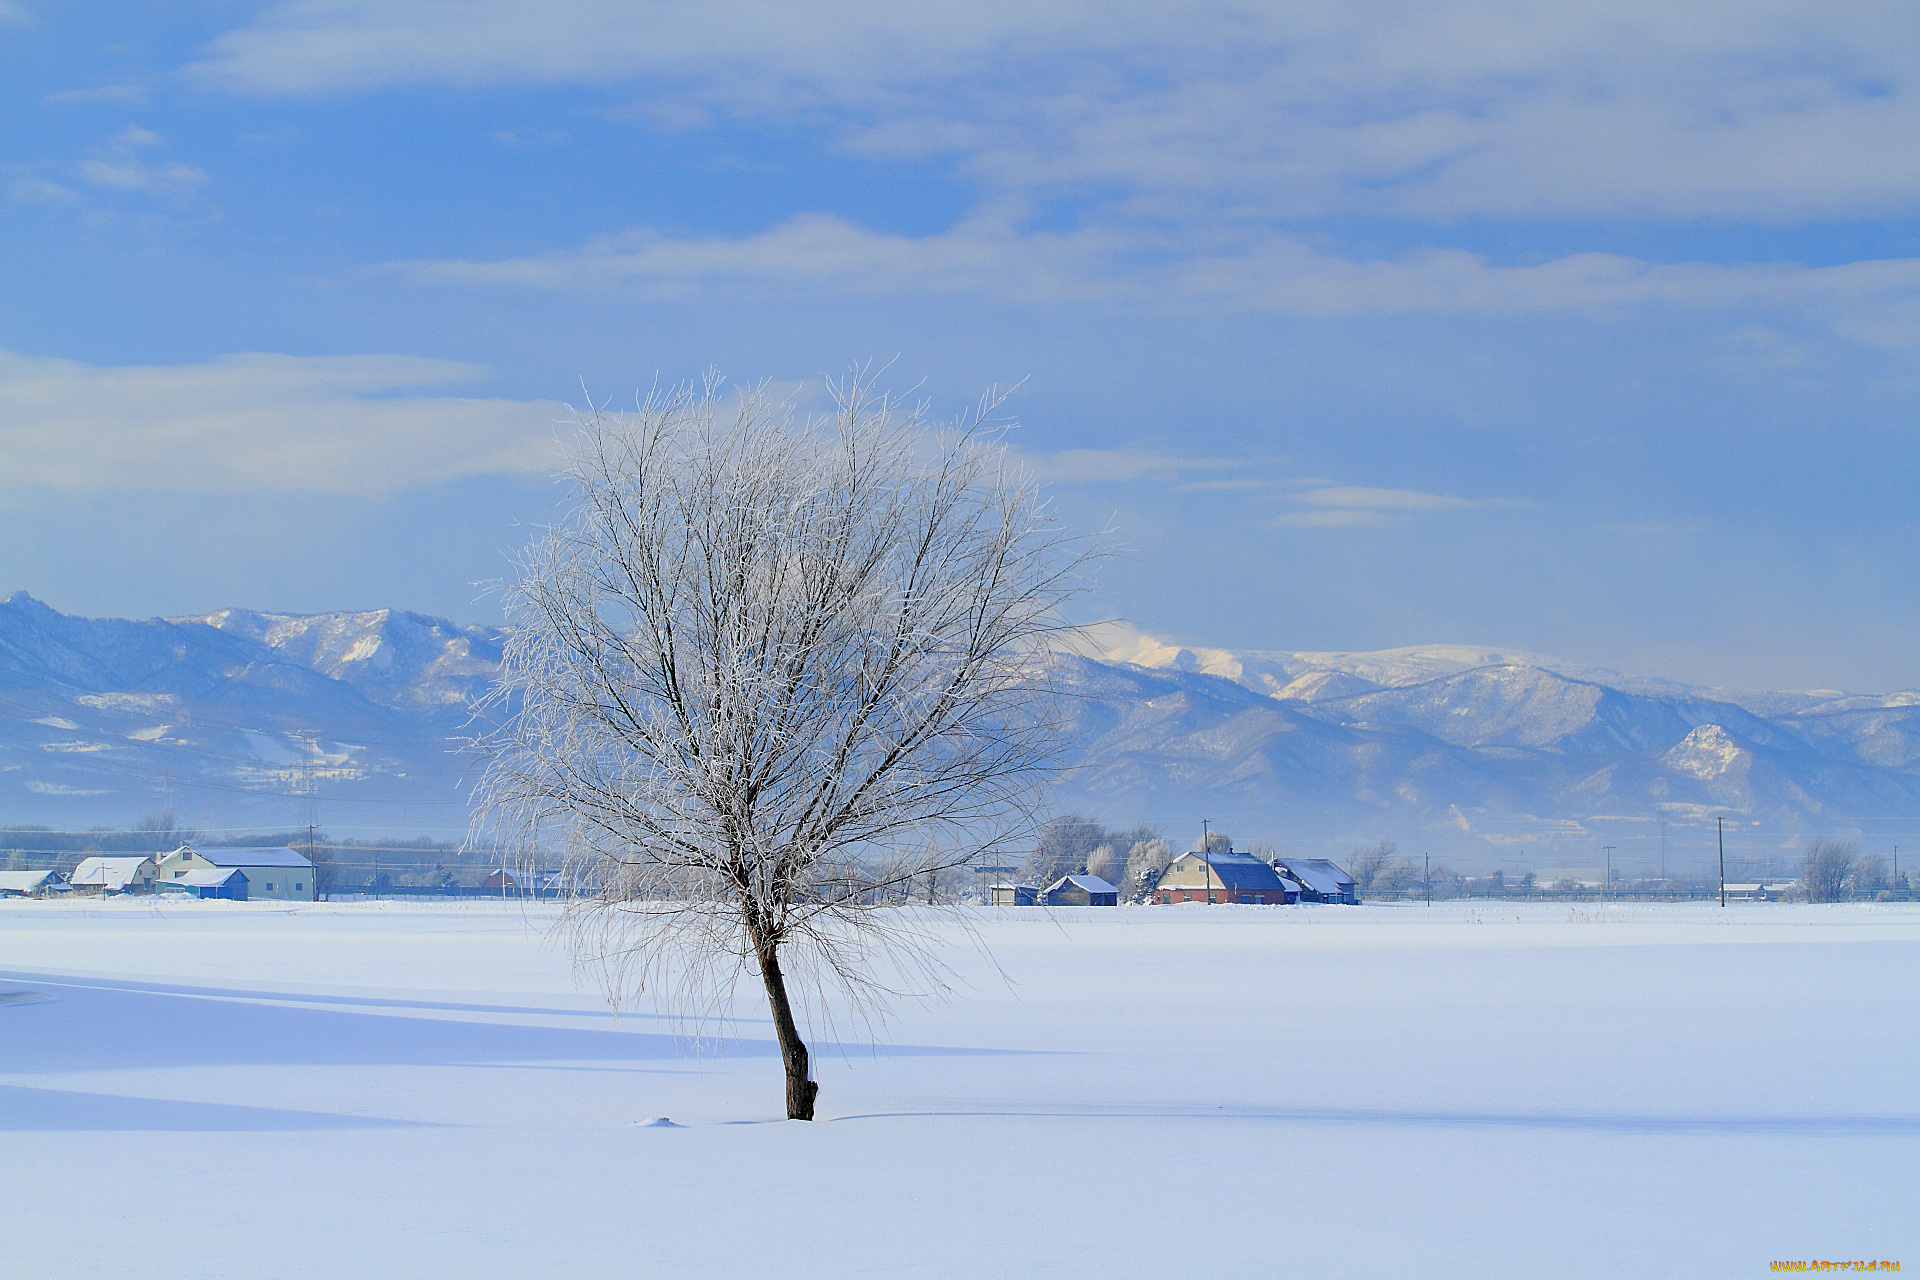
(1347, 841), (1397, 892)
(1021, 814), (1107, 886)
(1084, 843), (1121, 885)
(1372, 857), (1422, 898)
(471, 374), (1097, 1119)
(1804, 838), (1857, 904)
(1847, 853), (1886, 900)
(1122, 837), (1172, 900)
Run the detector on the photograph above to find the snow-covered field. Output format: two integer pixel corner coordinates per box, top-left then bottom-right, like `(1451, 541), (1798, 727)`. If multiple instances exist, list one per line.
(3, 899), (1914, 1278)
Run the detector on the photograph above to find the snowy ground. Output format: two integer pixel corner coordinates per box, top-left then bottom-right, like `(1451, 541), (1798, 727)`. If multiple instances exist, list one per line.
(2, 899), (1915, 1279)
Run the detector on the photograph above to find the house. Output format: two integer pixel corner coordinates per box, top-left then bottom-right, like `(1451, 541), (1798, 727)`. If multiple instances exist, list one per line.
(69, 856), (158, 894)
(1154, 849), (1294, 905)
(483, 868), (531, 891)
(0, 869), (66, 897)
(156, 868), (248, 901)
(1042, 874), (1118, 906)
(1272, 857), (1358, 905)
(155, 846), (314, 901)
(990, 884), (1039, 906)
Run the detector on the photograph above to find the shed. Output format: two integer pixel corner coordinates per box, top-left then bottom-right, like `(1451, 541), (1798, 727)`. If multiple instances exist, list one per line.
(1154, 850), (1293, 905)
(990, 884), (1039, 907)
(1042, 874), (1119, 907)
(0, 870), (66, 897)
(483, 868), (531, 891)
(69, 856), (158, 894)
(1272, 858), (1358, 904)
(156, 869), (249, 901)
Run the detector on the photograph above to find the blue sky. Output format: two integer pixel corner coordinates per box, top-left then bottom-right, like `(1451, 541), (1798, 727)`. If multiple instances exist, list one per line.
(4, 1), (1920, 690)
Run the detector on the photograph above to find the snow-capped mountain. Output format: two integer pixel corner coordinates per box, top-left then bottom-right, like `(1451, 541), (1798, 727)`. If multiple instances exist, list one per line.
(5, 591), (1920, 843)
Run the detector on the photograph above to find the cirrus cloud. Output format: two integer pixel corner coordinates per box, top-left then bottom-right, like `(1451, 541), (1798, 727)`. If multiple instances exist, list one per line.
(0, 350), (565, 494)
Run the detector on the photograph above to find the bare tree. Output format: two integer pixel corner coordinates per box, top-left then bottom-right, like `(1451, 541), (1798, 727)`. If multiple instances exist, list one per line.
(1347, 841), (1397, 892)
(1804, 838), (1857, 904)
(1848, 853), (1887, 900)
(471, 374), (1097, 1120)
(1021, 813), (1106, 886)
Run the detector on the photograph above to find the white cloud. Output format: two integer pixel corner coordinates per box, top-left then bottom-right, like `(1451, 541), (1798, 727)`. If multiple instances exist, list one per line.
(389, 216), (1920, 334)
(1014, 447), (1242, 484)
(1295, 487), (1490, 511)
(1267, 485), (1525, 528)
(43, 84), (150, 105)
(1267, 510), (1382, 528)
(0, 351), (567, 494)
(1176, 478), (1273, 491)
(188, 1), (1920, 222)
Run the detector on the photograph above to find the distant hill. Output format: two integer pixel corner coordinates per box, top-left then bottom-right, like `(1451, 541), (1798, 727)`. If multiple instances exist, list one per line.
(5, 592), (1919, 850)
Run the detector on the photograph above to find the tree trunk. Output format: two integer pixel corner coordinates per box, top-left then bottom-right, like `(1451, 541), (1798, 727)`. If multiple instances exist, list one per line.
(756, 938), (818, 1120)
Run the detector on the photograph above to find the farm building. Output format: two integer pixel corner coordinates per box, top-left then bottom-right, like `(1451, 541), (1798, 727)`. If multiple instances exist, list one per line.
(1042, 875), (1118, 906)
(1272, 857), (1358, 904)
(156, 869), (248, 901)
(1154, 849), (1295, 905)
(0, 869), (66, 897)
(990, 884), (1039, 906)
(69, 856), (158, 894)
(155, 846), (314, 901)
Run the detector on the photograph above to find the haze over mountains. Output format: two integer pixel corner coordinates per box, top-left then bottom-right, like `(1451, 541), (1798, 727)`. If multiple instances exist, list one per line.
(5, 592), (1919, 858)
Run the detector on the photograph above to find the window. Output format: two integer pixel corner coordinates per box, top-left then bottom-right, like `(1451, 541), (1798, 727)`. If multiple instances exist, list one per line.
(294, 883), (303, 891)
(266, 882), (276, 891)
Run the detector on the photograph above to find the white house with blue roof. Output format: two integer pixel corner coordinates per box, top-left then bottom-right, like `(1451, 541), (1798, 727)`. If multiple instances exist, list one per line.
(156, 845), (314, 901)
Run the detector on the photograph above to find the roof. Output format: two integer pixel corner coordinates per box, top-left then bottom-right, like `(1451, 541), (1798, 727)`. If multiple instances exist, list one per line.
(1047, 875), (1117, 895)
(70, 856), (155, 886)
(1277, 858), (1355, 895)
(0, 870), (60, 890)
(166, 869), (247, 887)
(177, 845), (313, 869)
(1178, 851), (1290, 895)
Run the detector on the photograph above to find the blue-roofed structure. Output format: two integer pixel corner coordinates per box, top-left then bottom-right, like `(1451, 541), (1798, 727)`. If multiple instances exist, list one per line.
(157, 868), (249, 901)
(1042, 874), (1118, 906)
(157, 845), (314, 901)
(1273, 857), (1358, 904)
(1154, 848), (1295, 905)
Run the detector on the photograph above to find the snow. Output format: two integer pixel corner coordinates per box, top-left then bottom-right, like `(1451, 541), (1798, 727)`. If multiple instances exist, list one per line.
(2, 899), (1914, 1277)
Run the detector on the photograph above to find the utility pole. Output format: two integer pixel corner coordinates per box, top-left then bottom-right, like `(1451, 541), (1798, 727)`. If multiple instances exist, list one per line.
(1424, 853), (1431, 905)
(1716, 816), (1726, 908)
(1201, 819), (1214, 904)
(1660, 819), (1668, 881)
(1603, 846), (1614, 901)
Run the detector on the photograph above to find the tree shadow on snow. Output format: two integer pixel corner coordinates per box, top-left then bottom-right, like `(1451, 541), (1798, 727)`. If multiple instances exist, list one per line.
(828, 1104), (1920, 1137)
(0, 973), (1037, 1078)
(0, 1084), (434, 1132)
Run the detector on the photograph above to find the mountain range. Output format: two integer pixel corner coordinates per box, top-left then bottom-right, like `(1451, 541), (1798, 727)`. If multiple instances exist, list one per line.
(5, 592), (1919, 858)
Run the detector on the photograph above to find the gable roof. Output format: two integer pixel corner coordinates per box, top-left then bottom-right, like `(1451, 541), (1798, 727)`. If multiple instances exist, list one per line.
(70, 856), (155, 886)
(1177, 851), (1289, 895)
(0, 870), (61, 891)
(1277, 858), (1354, 895)
(1046, 874), (1117, 895)
(175, 845), (313, 869)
